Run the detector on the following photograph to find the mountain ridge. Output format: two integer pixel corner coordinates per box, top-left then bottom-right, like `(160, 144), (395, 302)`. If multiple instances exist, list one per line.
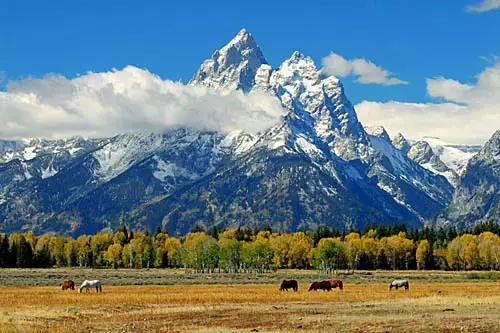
(0, 29), (495, 235)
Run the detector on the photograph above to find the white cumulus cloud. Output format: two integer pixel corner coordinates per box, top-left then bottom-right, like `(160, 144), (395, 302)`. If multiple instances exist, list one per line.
(356, 62), (500, 144)
(321, 52), (407, 86)
(0, 66), (285, 140)
(427, 63), (500, 106)
(466, 0), (500, 12)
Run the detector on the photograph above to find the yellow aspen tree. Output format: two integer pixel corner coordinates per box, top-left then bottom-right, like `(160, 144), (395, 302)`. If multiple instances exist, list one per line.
(106, 243), (123, 268)
(288, 232), (313, 268)
(446, 237), (463, 270)
(416, 239), (430, 270)
(218, 229), (237, 241)
(361, 235), (378, 262)
(164, 237), (181, 267)
(478, 232), (500, 269)
(270, 233), (291, 268)
(460, 234), (479, 270)
(344, 232), (362, 272)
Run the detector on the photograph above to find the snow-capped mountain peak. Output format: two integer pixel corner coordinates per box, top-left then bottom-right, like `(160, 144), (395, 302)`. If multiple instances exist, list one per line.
(407, 140), (459, 186)
(407, 141), (434, 163)
(440, 130), (499, 227)
(365, 126), (391, 141)
(418, 136), (482, 175)
(279, 51), (320, 81)
(219, 28), (254, 53)
(190, 28), (267, 92)
(0, 29), (477, 236)
(472, 130), (499, 164)
(391, 133), (411, 154)
(249, 50), (369, 161)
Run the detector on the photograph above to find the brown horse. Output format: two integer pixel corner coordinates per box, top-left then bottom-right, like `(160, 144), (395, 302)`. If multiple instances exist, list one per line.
(280, 279), (298, 291)
(328, 279), (343, 290)
(308, 281), (332, 291)
(61, 280), (75, 291)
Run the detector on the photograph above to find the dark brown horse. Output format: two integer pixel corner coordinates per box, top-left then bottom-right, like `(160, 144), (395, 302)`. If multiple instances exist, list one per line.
(61, 280), (75, 291)
(280, 279), (298, 291)
(308, 281), (332, 291)
(328, 279), (343, 290)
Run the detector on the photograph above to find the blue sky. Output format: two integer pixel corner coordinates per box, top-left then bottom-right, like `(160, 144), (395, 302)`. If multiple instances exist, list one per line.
(1, 0), (498, 102)
(0, 0), (499, 143)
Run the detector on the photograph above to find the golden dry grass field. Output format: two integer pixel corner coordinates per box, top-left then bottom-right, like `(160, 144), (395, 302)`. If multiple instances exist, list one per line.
(0, 280), (499, 332)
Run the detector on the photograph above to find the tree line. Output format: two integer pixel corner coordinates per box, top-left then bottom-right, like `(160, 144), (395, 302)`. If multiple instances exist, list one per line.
(0, 222), (498, 272)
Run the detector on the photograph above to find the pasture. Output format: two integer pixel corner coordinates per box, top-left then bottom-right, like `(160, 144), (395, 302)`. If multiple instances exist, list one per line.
(0, 269), (498, 332)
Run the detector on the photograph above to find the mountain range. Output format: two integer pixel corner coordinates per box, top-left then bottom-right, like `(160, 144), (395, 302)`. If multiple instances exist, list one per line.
(0, 29), (497, 236)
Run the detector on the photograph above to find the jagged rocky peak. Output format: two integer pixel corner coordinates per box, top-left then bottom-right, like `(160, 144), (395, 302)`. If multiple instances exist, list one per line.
(407, 140), (459, 186)
(475, 129), (499, 161)
(190, 29), (267, 92)
(251, 49), (368, 159)
(277, 51), (322, 86)
(440, 130), (500, 227)
(365, 126), (391, 141)
(276, 53), (367, 146)
(392, 133), (411, 154)
(407, 140), (434, 163)
(418, 136), (482, 175)
(264, 51), (324, 113)
(191, 29), (365, 155)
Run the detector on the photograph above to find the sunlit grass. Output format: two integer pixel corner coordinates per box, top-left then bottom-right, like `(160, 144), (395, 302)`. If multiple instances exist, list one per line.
(0, 281), (498, 332)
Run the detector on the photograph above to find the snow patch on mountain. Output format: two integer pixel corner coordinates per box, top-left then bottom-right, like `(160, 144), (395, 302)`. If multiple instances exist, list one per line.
(41, 162), (58, 179)
(418, 136), (481, 175)
(20, 161), (32, 180)
(219, 130), (257, 154)
(0, 137), (97, 163)
(152, 156), (198, 182)
(368, 132), (411, 174)
(93, 133), (164, 182)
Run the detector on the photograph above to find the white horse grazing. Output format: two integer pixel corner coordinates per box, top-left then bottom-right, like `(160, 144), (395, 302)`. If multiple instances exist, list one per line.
(389, 279), (409, 291)
(79, 280), (102, 293)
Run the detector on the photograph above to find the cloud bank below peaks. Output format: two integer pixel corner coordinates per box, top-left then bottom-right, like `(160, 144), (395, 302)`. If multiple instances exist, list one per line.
(0, 66), (285, 139)
(356, 62), (500, 144)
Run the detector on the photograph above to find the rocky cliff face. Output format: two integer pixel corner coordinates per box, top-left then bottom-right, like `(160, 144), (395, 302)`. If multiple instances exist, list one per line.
(438, 130), (499, 228)
(407, 140), (459, 187)
(391, 133), (411, 155)
(190, 29), (267, 92)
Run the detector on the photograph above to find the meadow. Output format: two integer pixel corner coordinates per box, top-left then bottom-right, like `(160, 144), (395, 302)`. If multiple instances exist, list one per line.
(0, 269), (498, 332)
